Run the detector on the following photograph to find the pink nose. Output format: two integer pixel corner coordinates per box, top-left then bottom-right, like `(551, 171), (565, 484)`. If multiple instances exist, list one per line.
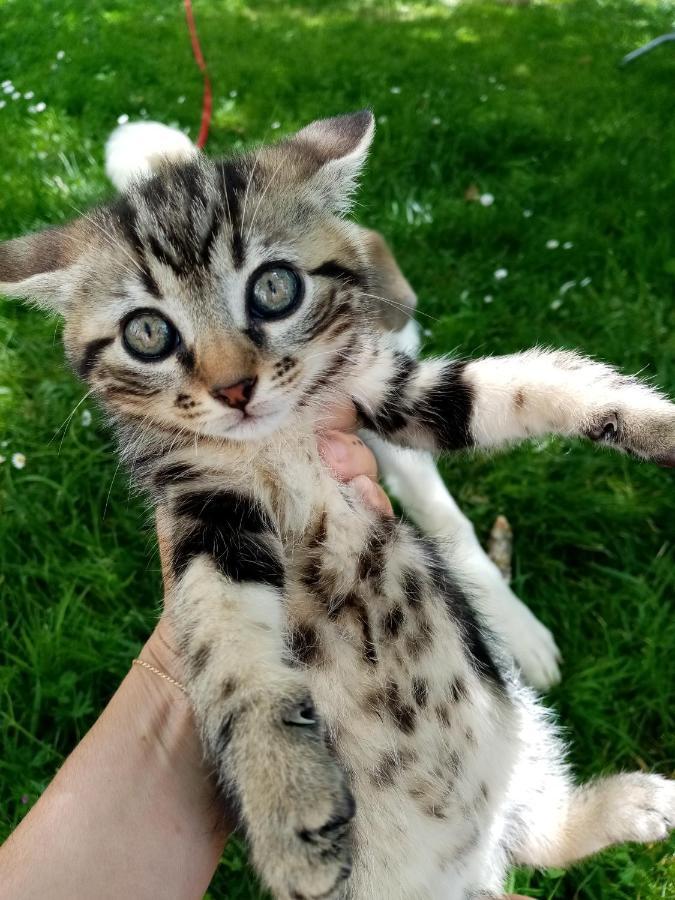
(211, 377), (257, 411)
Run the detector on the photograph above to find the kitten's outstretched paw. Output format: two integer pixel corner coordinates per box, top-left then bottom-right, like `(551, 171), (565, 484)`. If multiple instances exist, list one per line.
(585, 401), (675, 467)
(230, 691), (354, 900)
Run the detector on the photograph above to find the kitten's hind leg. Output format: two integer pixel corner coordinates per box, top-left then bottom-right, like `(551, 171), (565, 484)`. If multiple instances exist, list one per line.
(514, 772), (675, 867)
(366, 435), (561, 690)
(507, 694), (675, 869)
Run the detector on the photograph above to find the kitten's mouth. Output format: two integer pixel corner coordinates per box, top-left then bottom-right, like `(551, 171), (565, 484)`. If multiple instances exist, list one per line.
(214, 406), (289, 441)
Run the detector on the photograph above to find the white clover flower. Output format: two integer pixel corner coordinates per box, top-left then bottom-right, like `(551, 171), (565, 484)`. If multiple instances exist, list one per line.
(2, 84), (13, 94)
(81, 409), (92, 427)
(1, 80), (12, 89)
(23, 91), (34, 100)
(270, 120), (281, 130)
(34, 102), (46, 113)
(422, 328), (433, 338)
(431, 116), (441, 125)
(0, 101), (5, 110)
(56, 50), (65, 60)
(550, 298), (563, 311)
(0, 455), (5, 464)
(229, 89), (238, 98)
(177, 95), (186, 104)
(479, 192), (495, 207)
(483, 294), (494, 304)
(580, 276), (592, 287)
(11, 91), (20, 100)
(390, 86), (401, 94)
(117, 113), (129, 125)
(522, 209), (533, 218)
(11, 452), (26, 469)
(563, 241), (574, 249)
(494, 268), (508, 280)
(546, 239), (559, 249)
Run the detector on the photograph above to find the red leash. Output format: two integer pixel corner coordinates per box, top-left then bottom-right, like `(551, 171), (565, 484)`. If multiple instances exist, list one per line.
(184, 0), (212, 148)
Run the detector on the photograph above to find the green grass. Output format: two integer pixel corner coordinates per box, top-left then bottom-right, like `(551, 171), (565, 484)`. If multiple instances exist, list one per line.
(1, 0), (674, 896)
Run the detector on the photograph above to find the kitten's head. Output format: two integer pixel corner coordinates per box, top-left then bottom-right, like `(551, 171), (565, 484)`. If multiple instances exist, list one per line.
(0, 111), (413, 443)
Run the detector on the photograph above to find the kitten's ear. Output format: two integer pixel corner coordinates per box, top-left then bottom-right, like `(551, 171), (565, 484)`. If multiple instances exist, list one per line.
(289, 109), (375, 212)
(0, 221), (87, 313)
(359, 228), (418, 331)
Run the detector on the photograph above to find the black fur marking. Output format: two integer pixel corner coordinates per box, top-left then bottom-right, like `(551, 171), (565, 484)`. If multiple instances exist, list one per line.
(411, 677), (429, 709)
(153, 462), (200, 490)
(172, 490), (284, 588)
(190, 642), (212, 677)
(449, 677), (469, 704)
(77, 337), (114, 378)
(309, 261), (364, 287)
(416, 360), (475, 450)
(296, 350), (351, 408)
(419, 533), (505, 690)
(148, 234), (187, 278)
(382, 604), (405, 639)
(401, 569), (424, 608)
(357, 522), (391, 588)
(288, 623), (323, 667)
(342, 592), (377, 666)
(371, 352), (418, 434)
(112, 196), (162, 298)
(217, 159), (248, 269)
(176, 347), (196, 373)
(214, 713), (235, 756)
(384, 679), (416, 734)
(244, 322), (265, 349)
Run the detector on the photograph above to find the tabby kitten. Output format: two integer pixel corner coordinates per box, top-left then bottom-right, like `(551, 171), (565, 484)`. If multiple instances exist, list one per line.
(2, 111), (674, 900)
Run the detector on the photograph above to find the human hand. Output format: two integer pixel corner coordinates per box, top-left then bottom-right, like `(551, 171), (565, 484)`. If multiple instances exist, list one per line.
(316, 399), (393, 516)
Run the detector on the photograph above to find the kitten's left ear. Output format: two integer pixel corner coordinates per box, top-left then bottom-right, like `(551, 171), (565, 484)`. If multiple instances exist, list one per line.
(0, 220), (87, 313)
(289, 109), (375, 213)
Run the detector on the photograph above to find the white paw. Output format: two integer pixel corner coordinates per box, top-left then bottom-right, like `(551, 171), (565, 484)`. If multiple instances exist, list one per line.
(494, 594), (562, 691)
(612, 774), (675, 845)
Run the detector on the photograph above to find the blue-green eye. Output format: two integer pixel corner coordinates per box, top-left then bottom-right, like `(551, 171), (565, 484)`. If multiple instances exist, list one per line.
(122, 310), (178, 360)
(249, 265), (302, 319)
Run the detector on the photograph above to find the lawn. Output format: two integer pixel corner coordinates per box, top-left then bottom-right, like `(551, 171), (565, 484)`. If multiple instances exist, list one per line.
(1, 0), (674, 896)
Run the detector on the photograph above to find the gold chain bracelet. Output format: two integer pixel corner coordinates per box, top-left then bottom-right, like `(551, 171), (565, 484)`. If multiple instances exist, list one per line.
(132, 658), (188, 695)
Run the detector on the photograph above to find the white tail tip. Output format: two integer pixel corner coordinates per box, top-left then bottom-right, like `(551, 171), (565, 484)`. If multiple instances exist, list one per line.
(104, 121), (198, 192)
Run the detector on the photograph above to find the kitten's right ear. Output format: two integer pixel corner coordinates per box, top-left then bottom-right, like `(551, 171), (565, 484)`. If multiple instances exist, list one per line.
(0, 221), (87, 313)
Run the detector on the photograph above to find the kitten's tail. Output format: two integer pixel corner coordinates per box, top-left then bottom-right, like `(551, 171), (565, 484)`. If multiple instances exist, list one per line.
(104, 121), (198, 192)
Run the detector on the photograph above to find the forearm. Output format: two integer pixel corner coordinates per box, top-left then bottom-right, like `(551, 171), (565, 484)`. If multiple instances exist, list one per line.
(352, 345), (674, 463)
(0, 636), (229, 900)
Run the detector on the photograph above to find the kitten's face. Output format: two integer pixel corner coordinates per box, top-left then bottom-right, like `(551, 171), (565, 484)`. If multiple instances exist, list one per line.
(0, 111), (417, 444)
(68, 155), (370, 442)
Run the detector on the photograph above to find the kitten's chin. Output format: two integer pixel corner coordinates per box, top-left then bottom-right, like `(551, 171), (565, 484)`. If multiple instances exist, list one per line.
(202, 408), (290, 442)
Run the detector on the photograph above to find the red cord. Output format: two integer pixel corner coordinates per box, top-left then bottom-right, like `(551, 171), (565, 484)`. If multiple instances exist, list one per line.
(184, 0), (212, 149)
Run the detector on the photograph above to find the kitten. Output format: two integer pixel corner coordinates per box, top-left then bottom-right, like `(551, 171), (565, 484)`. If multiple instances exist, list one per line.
(2, 111), (674, 900)
(105, 119), (562, 692)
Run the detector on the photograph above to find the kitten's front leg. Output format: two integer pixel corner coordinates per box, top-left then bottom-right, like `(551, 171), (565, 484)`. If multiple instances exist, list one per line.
(352, 345), (675, 464)
(164, 488), (354, 900)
